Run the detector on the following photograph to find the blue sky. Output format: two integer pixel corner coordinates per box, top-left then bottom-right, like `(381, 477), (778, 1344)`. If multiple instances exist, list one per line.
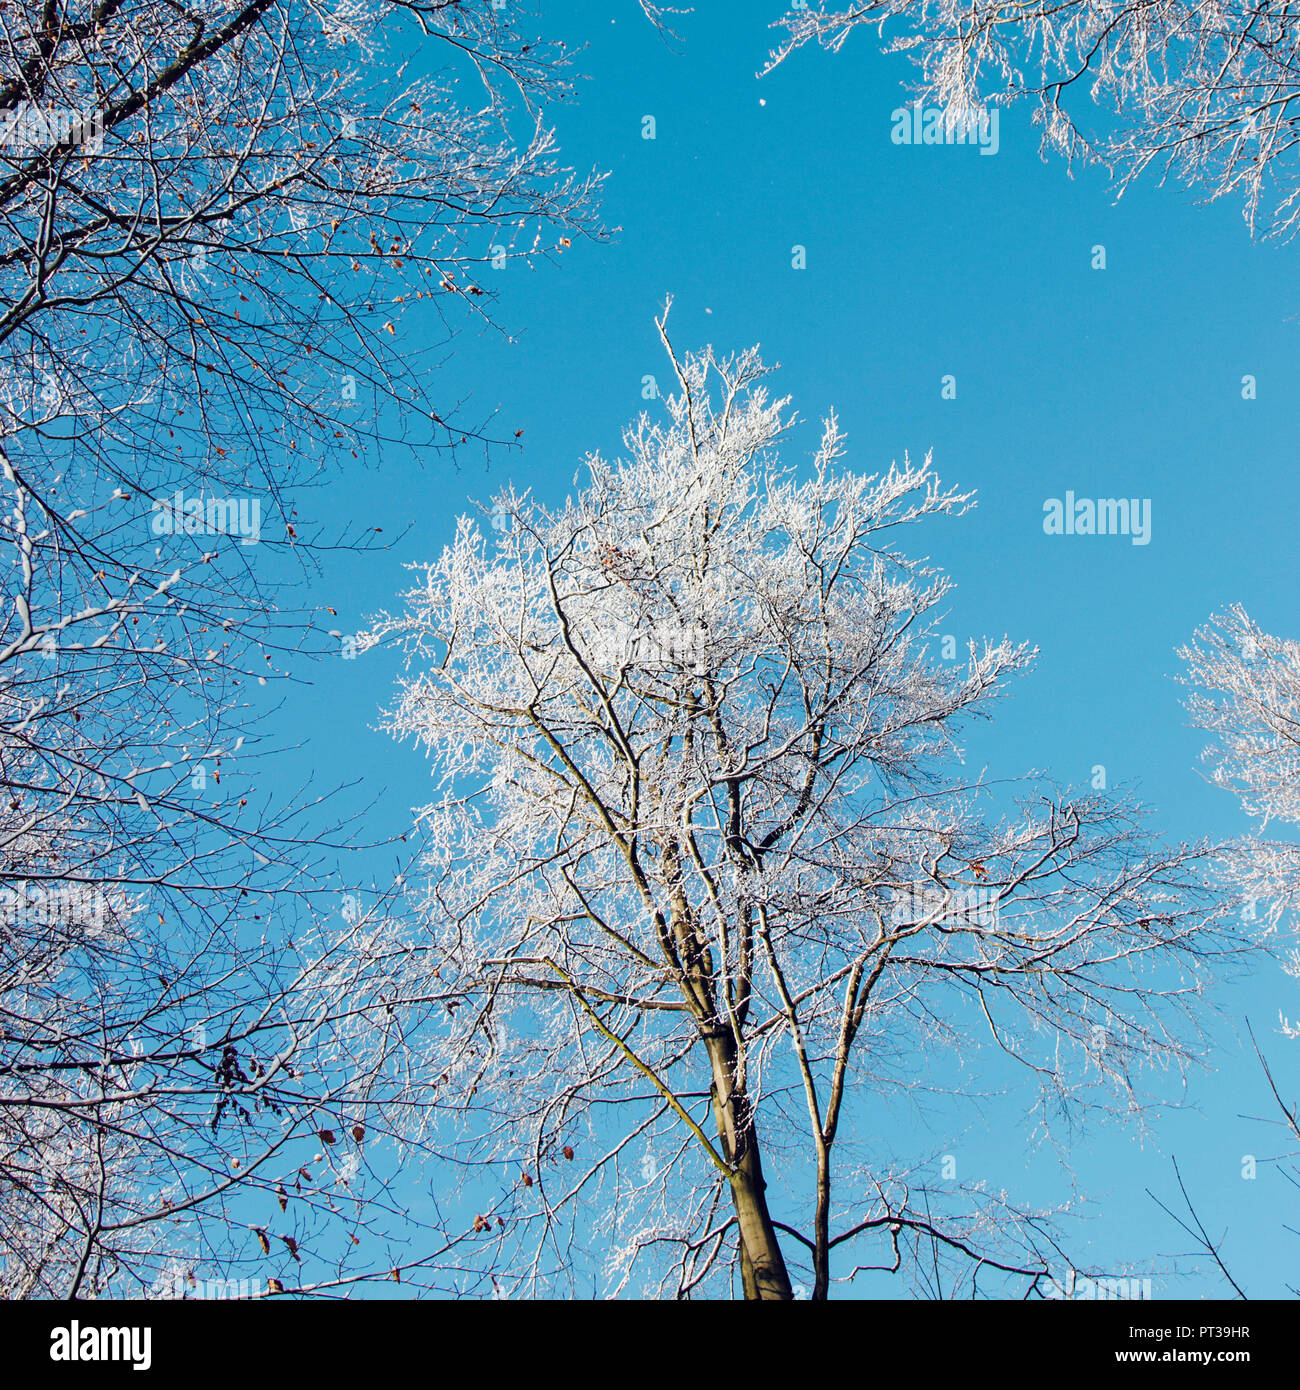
(271, 2), (1299, 1295)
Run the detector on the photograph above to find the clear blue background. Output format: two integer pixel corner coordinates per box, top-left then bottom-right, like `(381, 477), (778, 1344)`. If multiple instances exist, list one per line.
(269, 1), (1299, 1297)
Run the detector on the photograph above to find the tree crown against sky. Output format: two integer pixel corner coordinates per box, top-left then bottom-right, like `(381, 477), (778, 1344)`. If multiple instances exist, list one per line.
(767, 0), (1300, 239)
(367, 310), (1251, 1299)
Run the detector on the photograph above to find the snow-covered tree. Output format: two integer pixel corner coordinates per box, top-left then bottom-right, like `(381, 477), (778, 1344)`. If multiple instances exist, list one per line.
(0, 691), (480, 1301)
(1181, 605), (1300, 936)
(368, 308), (1245, 1300)
(1152, 608), (1300, 1294)
(0, 0), (666, 1296)
(766, 0), (1300, 239)
(0, 0), (616, 904)
(0, 665), (466, 1299)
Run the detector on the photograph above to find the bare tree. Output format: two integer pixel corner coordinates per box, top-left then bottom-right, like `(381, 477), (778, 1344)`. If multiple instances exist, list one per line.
(0, 856), (473, 1299)
(366, 307), (1246, 1300)
(0, 0), (612, 859)
(765, 0), (1300, 238)
(0, 450), (478, 1296)
(0, 0), (611, 721)
(0, 0), (666, 1296)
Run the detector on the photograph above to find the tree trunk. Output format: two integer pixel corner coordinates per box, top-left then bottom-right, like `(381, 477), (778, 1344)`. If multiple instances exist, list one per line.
(705, 1033), (793, 1300)
(729, 1150), (793, 1299)
(812, 1155), (831, 1300)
